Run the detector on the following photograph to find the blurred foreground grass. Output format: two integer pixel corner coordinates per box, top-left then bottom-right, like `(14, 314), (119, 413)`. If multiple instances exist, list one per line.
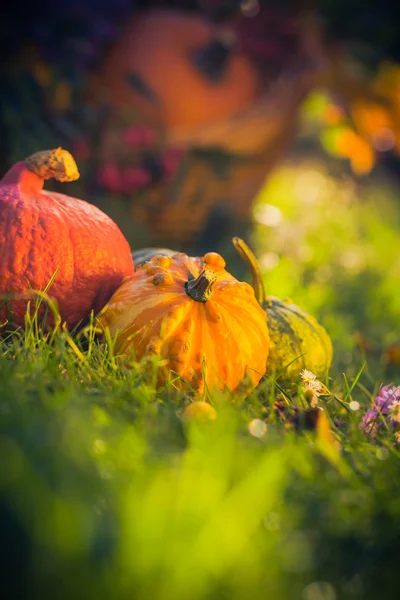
(1, 304), (400, 600)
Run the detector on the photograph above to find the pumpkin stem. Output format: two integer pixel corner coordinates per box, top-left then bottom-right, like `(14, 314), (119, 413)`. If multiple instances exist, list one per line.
(232, 237), (265, 306)
(25, 148), (80, 183)
(186, 269), (217, 302)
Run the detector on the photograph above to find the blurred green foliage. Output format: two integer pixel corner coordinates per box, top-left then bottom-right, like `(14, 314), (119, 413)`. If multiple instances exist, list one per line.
(251, 163), (399, 364)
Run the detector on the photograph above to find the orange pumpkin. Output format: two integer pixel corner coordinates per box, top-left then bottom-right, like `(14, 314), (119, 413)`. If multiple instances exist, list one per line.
(98, 251), (269, 395)
(87, 8), (319, 248)
(92, 9), (261, 134)
(0, 148), (134, 329)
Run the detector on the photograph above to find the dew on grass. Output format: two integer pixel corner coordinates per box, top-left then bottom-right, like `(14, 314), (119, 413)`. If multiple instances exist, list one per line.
(376, 447), (389, 460)
(248, 419), (267, 438)
(263, 512), (281, 531)
(259, 252), (280, 271)
(302, 581), (336, 600)
(295, 169), (328, 204)
(99, 463), (115, 480)
(280, 532), (313, 572)
(93, 439), (107, 455)
(253, 203), (282, 227)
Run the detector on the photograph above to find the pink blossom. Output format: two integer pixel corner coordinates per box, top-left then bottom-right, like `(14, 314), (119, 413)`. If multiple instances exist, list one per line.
(360, 385), (400, 440)
(160, 147), (186, 179)
(123, 166), (152, 192)
(97, 162), (124, 193)
(123, 126), (158, 148)
(72, 138), (90, 160)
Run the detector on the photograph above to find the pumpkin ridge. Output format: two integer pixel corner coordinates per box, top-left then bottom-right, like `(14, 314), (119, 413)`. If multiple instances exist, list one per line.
(215, 299), (262, 342)
(68, 216), (76, 309)
(196, 302), (208, 392)
(127, 291), (186, 317)
(106, 293), (186, 338)
(214, 290), (266, 329)
(211, 297), (269, 369)
(148, 300), (199, 385)
(215, 301), (267, 386)
(173, 305), (198, 385)
(201, 302), (239, 393)
(115, 299), (192, 358)
(131, 296), (192, 353)
(2, 189), (20, 285)
(27, 200), (54, 291)
(267, 303), (306, 372)
(160, 299), (194, 346)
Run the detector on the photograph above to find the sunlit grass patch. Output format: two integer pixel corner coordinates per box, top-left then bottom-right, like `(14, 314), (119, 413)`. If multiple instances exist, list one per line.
(1, 293), (400, 600)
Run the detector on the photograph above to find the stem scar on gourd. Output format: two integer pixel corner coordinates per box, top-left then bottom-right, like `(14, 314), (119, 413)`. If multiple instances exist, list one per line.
(185, 269), (217, 302)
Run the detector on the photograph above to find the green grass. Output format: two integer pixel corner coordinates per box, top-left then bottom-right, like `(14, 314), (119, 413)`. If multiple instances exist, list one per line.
(1, 299), (400, 600)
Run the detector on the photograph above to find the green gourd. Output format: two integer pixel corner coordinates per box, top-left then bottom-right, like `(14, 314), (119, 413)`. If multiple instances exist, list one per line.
(232, 237), (332, 380)
(132, 247), (176, 269)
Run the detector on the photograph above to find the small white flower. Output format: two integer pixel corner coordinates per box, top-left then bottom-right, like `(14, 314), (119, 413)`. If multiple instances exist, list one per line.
(389, 400), (400, 423)
(304, 388), (320, 408)
(309, 379), (326, 393)
(301, 370), (326, 399)
(300, 369), (317, 384)
(349, 400), (360, 411)
(248, 419), (267, 438)
(394, 430), (400, 444)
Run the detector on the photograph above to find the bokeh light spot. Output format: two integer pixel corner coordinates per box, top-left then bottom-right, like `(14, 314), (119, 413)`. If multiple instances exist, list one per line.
(259, 252), (280, 271)
(253, 203), (282, 226)
(302, 581), (336, 600)
(248, 419), (267, 438)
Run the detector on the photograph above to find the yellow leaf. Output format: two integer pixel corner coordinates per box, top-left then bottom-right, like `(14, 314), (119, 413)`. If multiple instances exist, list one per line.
(53, 80), (72, 111)
(33, 62), (52, 87)
(350, 143), (375, 175)
(352, 99), (393, 138)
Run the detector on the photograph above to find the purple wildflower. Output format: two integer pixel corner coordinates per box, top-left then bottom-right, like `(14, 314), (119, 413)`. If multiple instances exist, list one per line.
(360, 384), (400, 440)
